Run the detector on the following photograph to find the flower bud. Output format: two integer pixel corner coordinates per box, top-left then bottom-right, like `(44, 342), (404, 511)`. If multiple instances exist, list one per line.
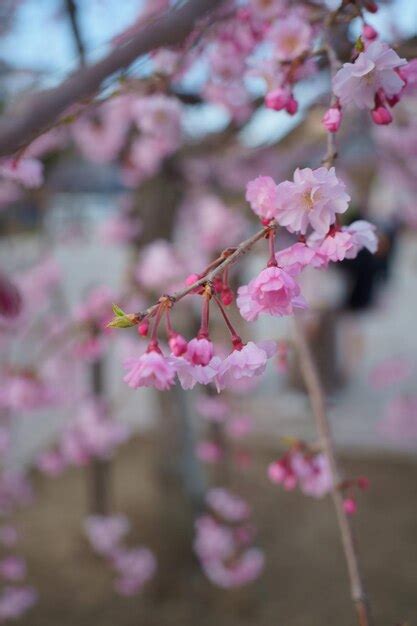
(169, 332), (187, 356)
(343, 498), (357, 516)
(138, 320), (149, 336)
(322, 107), (342, 132)
(362, 24), (378, 40)
(371, 105), (392, 125)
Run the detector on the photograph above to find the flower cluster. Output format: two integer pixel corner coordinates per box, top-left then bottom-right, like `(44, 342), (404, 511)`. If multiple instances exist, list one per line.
(36, 400), (129, 475)
(194, 489), (264, 588)
(0, 524), (36, 621)
(84, 514), (157, 596)
(268, 445), (333, 498)
(331, 40), (407, 127)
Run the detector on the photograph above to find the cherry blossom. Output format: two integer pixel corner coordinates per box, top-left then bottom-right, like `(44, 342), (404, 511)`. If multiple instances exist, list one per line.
(275, 167), (350, 235)
(216, 341), (276, 390)
(269, 14), (312, 61)
(0, 157), (44, 188)
(237, 266), (307, 321)
(84, 515), (130, 557)
(123, 350), (176, 391)
(269, 448), (332, 498)
(333, 41), (406, 111)
(245, 176), (279, 222)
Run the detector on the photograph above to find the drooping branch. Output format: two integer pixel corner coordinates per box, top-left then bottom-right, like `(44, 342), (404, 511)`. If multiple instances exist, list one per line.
(292, 317), (372, 626)
(0, 0), (225, 157)
(110, 222), (275, 328)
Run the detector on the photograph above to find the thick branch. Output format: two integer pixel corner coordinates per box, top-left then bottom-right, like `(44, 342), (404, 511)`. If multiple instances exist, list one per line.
(0, 0), (224, 157)
(293, 317), (372, 626)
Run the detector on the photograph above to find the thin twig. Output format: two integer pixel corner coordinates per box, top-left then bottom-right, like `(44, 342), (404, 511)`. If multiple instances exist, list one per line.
(292, 317), (372, 626)
(64, 0), (86, 66)
(125, 222), (275, 325)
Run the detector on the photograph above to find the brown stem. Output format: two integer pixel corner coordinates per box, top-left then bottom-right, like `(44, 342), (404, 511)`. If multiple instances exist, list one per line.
(293, 316), (372, 626)
(126, 222), (275, 325)
(0, 0), (225, 156)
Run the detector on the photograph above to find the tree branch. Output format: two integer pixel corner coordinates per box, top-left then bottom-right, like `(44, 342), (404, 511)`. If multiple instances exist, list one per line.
(293, 319), (372, 626)
(64, 0), (86, 67)
(0, 0), (225, 157)
(110, 222), (275, 328)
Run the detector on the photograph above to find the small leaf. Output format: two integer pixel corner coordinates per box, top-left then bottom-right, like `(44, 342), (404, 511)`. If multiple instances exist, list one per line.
(112, 303), (126, 317)
(107, 313), (136, 329)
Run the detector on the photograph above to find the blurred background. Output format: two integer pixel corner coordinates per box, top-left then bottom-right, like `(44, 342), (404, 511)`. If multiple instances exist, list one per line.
(0, 1), (416, 624)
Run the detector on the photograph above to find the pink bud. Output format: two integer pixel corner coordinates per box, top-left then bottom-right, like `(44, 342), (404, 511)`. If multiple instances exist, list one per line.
(362, 24), (378, 40)
(169, 333), (187, 356)
(138, 321), (149, 337)
(322, 107), (342, 133)
(265, 87), (290, 111)
(285, 95), (298, 115)
(268, 461), (286, 484)
(357, 476), (370, 491)
(221, 287), (234, 306)
(371, 106), (392, 125)
(343, 498), (357, 516)
(364, 1), (378, 13)
(185, 273), (199, 286)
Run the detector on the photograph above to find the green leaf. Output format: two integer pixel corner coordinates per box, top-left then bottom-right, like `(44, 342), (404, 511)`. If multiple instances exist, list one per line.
(112, 303), (126, 317)
(107, 313), (136, 329)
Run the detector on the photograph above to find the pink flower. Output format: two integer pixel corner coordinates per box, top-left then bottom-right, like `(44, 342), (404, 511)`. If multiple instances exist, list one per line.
(61, 401), (129, 464)
(269, 450), (332, 498)
(206, 489), (250, 523)
(249, 0), (284, 19)
(0, 157), (44, 188)
(84, 514), (130, 557)
(36, 450), (66, 477)
(343, 220), (378, 258)
(72, 96), (131, 163)
(400, 59), (417, 95)
(275, 242), (323, 274)
(0, 556), (26, 581)
(132, 94), (182, 144)
(333, 41), (406, 110)
(195, 441), (224, 464)
(186, 337), (214, 366)
(216, 341), (276, 390)
(0, 586), (37, 620)
(202, 548), (264, 588)
(322, 107), (342, 133)
(275, 167), (350, 236)
(113, 548), (157, 596)
(173, 356), (222, 390)
(269, 15), (312, 61)
(226, 415), (253, 439)
(245, 175), (278, 221)
(265, 87), (297, 114)
(134, 239), (184, 292)
(308, 229), (354, 263)
(237, 267), (307, 321)
(123, 351), (176, 390)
